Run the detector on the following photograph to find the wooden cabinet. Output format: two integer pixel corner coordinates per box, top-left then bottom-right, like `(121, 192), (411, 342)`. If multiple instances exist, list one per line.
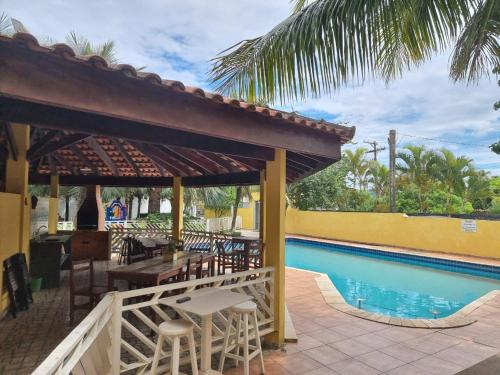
(71, 231), (110, 261)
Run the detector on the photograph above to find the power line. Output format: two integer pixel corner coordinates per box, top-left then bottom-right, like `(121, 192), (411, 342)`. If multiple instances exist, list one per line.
(398, 133), (491, 148)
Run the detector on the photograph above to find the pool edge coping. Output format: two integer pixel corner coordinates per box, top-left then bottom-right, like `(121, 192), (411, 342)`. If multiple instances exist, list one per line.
(314, 272), (500, 329)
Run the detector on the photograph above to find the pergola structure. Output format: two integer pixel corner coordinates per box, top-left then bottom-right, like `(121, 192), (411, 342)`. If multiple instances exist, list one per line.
(0, 33), (355, 344)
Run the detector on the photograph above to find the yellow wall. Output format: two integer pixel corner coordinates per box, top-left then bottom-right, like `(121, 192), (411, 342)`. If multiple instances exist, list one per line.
(286, 209), (500, 260)
(204, 191), (261, 230)
(0, 192), (22, 312)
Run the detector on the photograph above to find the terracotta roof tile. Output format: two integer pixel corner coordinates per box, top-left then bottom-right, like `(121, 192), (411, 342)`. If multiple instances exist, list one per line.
(2, 32), (356, 144)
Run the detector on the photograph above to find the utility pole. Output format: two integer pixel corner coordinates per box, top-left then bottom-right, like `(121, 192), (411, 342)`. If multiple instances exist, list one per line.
(363, 140), (386, 161)
(388, 130), (396, 212)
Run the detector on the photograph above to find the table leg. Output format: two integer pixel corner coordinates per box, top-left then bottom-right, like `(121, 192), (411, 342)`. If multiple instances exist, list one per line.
(200, 314), (212, 373)
(200, 314), (222, 375)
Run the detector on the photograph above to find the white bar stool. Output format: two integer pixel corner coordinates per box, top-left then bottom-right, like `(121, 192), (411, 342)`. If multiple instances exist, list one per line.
(218, 301), (265, 375)
(151, 319), (199, 375)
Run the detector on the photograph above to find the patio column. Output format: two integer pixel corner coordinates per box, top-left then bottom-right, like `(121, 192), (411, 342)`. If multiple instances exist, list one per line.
(172, 176), (183, 241)
(48, 174), (59, 234)
(5, 124), (31, 255)
(259, 170), (266, 243)
(264, 148), (286, 345)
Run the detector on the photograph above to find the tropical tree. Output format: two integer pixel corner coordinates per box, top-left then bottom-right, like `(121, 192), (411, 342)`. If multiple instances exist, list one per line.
(366, 161), (389, 198)
(231, 186), (252, 232)
(466, 169), (492, 209)
(343, 148), (368, 189)
(65, 32), (118, 64)
(396, 145), (437, 210)
(211, 0), (499, 103)
(434, 148), (473, 196)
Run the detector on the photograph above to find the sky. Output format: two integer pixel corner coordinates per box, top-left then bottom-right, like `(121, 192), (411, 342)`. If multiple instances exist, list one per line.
(3, 0), (499, 175)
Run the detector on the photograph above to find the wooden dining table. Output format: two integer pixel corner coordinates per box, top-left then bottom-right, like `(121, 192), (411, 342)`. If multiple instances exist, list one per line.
(107, 252), (215, 291)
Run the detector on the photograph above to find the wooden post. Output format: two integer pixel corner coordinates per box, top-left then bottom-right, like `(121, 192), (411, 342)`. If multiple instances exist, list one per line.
(264, 148), (286, 345)
(48, 174), (59, 234)
(259, 170), (266, 243)
(5, 123), (31, 255)
(172, 177), (183, 241)
(388, 130), (396, 212)
(110, 292), (122, 374)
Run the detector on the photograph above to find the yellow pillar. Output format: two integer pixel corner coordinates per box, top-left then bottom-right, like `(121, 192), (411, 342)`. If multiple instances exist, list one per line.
(259, 169), (267, 244)
(172, 177), (184, 241)
(5, 123), (31, 255)
(264, 148), (286, 345)
(48, 175), (59, 234)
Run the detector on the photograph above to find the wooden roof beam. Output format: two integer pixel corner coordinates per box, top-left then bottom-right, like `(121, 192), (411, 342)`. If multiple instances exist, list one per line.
(0, 97), (276, 161)
(27, 132), (90, 161)
(70, 144), (98, 175)
(29, 171), (261, 187)
(111, 139), (142, 177)
(2, 121), (18, 161)
(86, 137), (121, 176)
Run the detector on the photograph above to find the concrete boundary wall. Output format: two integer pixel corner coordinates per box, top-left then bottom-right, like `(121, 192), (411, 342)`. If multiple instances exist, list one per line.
(285, 209), (500, 260)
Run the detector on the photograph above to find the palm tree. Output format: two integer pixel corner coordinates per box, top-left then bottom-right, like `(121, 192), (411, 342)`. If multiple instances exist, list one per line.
(366, 161), (389, 198)
(210, 0), (499, 103)
(434, 149), (473, 196)
(396, 145), (437, 209)
(65, 32), (118, 64)
(344, 148), (368, 190)
(231, 186), (252, 232)
(466, 169), (492, 209)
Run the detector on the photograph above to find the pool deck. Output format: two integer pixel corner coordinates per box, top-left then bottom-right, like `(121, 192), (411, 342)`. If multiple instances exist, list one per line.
(225, 268), (500, 375)
(1, 252), (500, 374)
(287, 234), (500, 268)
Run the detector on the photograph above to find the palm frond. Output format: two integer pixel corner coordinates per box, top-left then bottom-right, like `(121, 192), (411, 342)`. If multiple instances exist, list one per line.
(450, 0), (500, 83)
(210, 0), (472, 103)
(0, 13), (12, 36)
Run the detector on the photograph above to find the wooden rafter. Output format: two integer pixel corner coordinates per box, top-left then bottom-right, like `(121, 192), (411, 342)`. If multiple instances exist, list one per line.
(132, 142), (181, 177)
(52, 152), (78, 175)
(160, 146), (207, 175)
(111, 139), (142, 177)
(199, 151), (240, 173)
(27, 132), (90, 161)
(86, 137), (121, 176)
(2, 121), (18, 161)
(27, 129), (59, 159)
(70, 145), (98, 175)
(166, 148), (220, 175)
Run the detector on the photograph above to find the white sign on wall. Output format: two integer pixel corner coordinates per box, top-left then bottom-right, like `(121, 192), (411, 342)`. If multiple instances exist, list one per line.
(461, 219), (477, 233)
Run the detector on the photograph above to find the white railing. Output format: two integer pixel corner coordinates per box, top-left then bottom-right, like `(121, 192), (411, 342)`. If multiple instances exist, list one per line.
(206, 216), (242, 233)
(33, 267), (275, 375)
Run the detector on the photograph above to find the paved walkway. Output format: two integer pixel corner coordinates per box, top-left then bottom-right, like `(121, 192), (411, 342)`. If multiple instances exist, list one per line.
(224, 268), (500, 375)
(1, 265), (499, 374)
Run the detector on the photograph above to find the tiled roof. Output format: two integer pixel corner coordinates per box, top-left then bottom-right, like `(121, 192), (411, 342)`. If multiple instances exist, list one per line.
(2, 32), (355, 144)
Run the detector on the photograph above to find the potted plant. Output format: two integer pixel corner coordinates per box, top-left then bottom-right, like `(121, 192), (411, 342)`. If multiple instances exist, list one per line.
(162, 240), (178, 262)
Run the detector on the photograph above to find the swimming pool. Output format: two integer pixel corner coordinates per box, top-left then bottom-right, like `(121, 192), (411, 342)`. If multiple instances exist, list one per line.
(285, 238), (500, 319)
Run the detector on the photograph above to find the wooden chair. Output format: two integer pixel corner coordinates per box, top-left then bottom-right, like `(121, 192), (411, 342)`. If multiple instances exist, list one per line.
(248, 242), (265, 269)
(216, 240), (236, 275)
(127, 239), (147, 265)
(118, 236), (132, 265)
(69, 258), (107, 324)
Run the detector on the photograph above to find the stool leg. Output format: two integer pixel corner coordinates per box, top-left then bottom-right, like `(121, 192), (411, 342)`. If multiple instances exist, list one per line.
(243, 313), (250, 375)
(252, 311), (265, 374)
(218, 312), (234, 372)
(151, 334), (163, 375)
(171, 336), (180, 375)
(188, 331), (199, 375)
(234, 312), (242, 367)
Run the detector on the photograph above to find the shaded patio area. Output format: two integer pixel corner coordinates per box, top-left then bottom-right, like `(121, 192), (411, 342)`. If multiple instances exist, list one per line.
(2, 263), (500, 375)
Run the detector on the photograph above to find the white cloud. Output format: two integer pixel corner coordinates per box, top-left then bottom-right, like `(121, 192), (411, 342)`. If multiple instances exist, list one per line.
(3, 0), (499, 174)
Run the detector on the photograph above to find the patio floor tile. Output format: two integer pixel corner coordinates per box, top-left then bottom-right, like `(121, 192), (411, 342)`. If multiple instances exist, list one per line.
(355, 350), (406, 372)
(379, 343), (428, 362)
(306, 328), (347, 344)
(327, 358), (381, 375)
(353, 332), (396, 350)
(276, 352), (324, 374)
(303, 345), (349, 366)
(329, 338), (374, 357)
(386, 363), (434, 375)
(411, 355), (465, 375)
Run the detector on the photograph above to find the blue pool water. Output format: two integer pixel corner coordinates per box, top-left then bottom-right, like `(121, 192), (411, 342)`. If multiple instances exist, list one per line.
(285, 239), (500, 319)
